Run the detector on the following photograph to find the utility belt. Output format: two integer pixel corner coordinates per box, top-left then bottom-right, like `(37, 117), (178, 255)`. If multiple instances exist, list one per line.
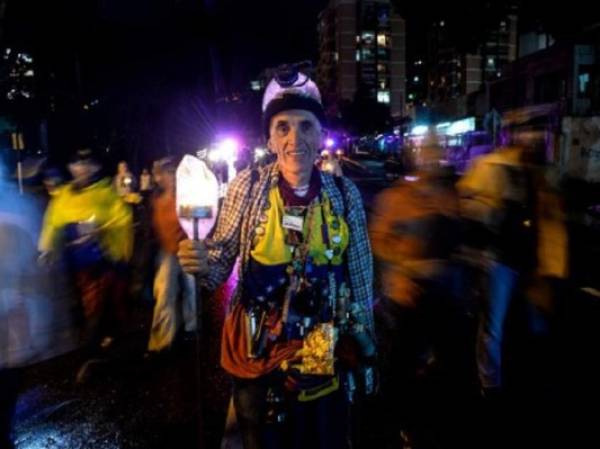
(263, 364), (376, 428)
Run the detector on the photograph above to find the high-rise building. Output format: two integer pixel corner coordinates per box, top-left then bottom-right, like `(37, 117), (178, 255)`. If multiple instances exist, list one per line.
(317, 0), (406, 120)
(519, 30), (555, 58)
(1, 48), (35, 102)
(427, 6), (518, 116)
(480, 7), (518, 82)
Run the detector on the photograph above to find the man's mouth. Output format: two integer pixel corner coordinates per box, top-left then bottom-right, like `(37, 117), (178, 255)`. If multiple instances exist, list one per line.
(287, 149), (307, 156)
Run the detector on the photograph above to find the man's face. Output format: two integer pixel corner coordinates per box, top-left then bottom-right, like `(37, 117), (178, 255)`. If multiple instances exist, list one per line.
(69, 160), (99, 184)
(268, 109), (323, 178)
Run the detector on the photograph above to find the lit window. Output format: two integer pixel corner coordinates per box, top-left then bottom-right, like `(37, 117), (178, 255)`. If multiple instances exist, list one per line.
(377, 90), (390, 104)
(356, 35), (361, 43)
(24, 70), (34, 77)
(440, 21), (445, 27)
(377, 34), (387, 47)
(408, 93), (415, 100)
(579, 73), (590, 95)
(413, 76), (420, 83)
(356, 50), (361, 62)
(334, 51), (339, 62)
(361, 31), (375, 45)
(487, 58), (495, 67)
(250, 81), (261, 91)
(18, 53), (33, 64)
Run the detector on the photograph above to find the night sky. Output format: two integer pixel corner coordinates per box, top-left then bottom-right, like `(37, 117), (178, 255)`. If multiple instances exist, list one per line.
(7, 1), (592, 96)
(1, 0), (596, 164)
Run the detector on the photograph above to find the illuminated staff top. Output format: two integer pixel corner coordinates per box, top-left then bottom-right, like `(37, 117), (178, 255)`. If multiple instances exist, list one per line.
(176, 155), (219, 241)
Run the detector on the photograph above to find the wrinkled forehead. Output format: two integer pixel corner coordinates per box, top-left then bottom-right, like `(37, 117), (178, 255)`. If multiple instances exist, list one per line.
(269, 109), (321, 129)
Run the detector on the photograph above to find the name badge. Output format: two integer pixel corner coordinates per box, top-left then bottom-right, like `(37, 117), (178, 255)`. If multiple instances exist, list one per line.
(282, 214), (304, 232)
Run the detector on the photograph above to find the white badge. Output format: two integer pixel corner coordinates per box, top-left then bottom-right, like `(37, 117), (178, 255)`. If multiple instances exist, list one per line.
(282, 214), (304, 232)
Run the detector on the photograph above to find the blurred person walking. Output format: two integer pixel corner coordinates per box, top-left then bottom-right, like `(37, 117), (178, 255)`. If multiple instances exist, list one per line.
(39, 148), (133, 382)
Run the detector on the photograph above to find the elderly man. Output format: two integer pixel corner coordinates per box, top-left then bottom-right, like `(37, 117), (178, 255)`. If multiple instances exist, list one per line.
(178, 66), (375, 449)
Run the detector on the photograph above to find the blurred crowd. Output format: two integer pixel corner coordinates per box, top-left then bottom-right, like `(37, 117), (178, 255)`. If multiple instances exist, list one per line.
(0, 116), (589, 449)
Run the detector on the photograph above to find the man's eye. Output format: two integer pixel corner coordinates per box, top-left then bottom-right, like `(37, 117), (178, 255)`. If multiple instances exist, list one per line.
(301, 121), (313, 133)
(276, 124), (289, 134)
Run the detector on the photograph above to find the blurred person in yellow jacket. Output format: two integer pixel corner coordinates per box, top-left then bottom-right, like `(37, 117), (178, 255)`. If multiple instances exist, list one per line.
(457, 120), (568, 396)
(39, 148), (133, 382)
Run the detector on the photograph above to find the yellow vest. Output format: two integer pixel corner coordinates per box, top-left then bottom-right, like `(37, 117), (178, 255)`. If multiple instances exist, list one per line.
(251, 187), (349, 266)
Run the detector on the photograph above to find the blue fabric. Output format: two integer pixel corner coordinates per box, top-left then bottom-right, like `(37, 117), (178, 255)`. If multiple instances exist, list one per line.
(63, 223), (105, 268)
(477, 263), (519, 389)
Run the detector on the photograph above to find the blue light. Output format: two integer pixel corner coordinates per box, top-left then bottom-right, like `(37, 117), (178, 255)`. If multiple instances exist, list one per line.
(410, 125), (429, 136)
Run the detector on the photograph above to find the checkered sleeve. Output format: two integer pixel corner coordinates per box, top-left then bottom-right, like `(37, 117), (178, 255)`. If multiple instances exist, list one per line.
(341, 177), (375, 336)
(201, 170), (253, 292)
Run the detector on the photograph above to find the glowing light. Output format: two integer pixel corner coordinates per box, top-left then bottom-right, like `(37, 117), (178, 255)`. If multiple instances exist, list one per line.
(325, 138), (335, 148)
(410, 125), (429, 136)
(254, 147), (267, 160)
(176, 155), (219, 240)
(217, 138), (239, 165)
(446, 117), (475, 136)
(377, 90), (390, 104)
(213, 138), (240, 185)
(18, 53), (33, 64)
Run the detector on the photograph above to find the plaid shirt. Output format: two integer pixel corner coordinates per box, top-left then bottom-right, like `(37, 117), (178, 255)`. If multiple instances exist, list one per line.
(201, 162), (375, 335)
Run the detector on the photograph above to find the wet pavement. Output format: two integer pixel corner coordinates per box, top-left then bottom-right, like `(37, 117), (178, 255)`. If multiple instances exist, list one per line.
(14, 282), (232, 449)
